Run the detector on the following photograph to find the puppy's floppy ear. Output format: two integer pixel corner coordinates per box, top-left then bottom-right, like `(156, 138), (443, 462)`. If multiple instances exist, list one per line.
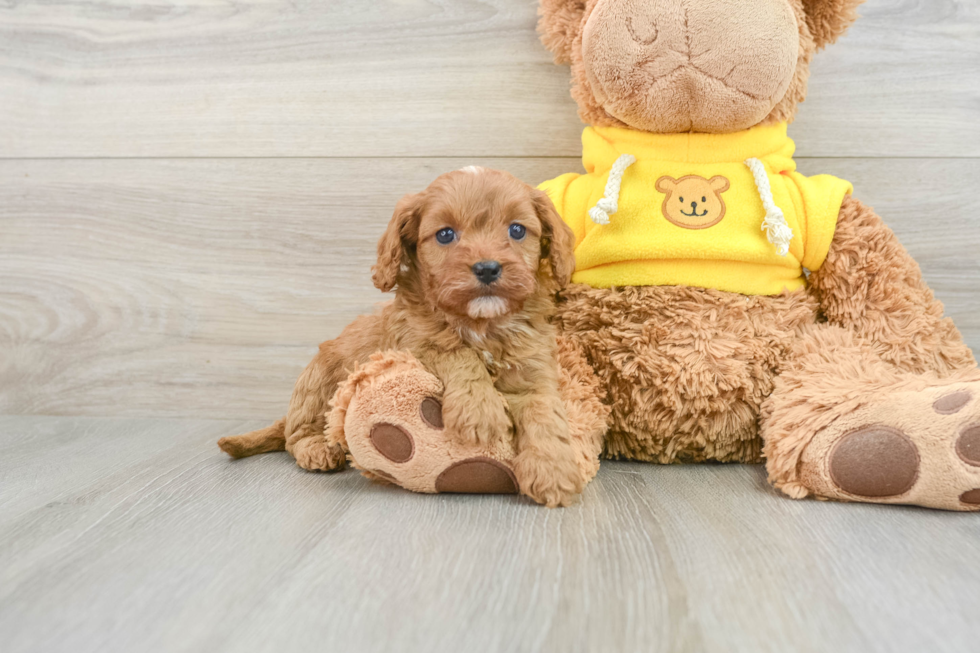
(801, 0), (863, 50)
(538, 0), (587, 65)
(532, 188), (576, 287)
(372, 192), (422, 292)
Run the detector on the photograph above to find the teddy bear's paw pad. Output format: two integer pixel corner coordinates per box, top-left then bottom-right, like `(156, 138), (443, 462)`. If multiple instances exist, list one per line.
(369, 423), (415, 463)
(934, 390), (973, 415)
(420, 397), (444, 429)
(828, 426), (920, 498)
(955, 425), (980, 505)
(960, 488), (980, 505)
(434, 457), (519, 495)
(955, 424), (980, 466)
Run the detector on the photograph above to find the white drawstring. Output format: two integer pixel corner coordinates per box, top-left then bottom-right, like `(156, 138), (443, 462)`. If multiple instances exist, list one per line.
(745, 157), (793, 257)
(588, 154), (636, 225)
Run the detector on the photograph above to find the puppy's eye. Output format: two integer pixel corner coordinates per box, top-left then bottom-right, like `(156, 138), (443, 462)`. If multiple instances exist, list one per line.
(508, 223), (527, 241)
(435, 228), (456, 245)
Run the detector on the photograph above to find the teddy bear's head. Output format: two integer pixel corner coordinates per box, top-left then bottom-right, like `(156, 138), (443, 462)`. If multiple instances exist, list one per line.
(538, 0), (863, 133)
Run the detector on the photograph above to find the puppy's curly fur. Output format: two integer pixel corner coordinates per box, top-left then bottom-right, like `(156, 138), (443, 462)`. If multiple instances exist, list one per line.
(218, 167), (586, 507)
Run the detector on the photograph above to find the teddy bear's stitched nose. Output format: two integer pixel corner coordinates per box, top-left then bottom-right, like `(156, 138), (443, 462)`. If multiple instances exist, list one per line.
(691, 201), (698, 209)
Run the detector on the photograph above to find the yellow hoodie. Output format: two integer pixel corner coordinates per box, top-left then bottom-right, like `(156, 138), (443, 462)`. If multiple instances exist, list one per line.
(539, 123), (853, 296)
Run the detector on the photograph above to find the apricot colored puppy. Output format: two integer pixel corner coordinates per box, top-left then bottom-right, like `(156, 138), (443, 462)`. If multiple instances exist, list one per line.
(219, 167), (599, 507)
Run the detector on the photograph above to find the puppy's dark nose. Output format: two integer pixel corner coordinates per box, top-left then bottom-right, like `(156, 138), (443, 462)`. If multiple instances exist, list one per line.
(472, 260), (502, 285)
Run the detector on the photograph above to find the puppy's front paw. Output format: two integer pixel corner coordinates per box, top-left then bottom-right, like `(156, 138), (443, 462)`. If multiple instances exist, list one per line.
(513, 447), (586, 508)
(291, 437), (346, 472)
(443, 387), (512, 447)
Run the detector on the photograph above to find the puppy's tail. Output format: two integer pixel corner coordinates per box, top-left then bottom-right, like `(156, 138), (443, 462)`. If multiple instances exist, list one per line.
(218, 418), (286, 459)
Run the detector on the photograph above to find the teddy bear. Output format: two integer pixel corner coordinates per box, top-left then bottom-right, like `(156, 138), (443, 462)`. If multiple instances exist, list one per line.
(535, 0), (980, 510)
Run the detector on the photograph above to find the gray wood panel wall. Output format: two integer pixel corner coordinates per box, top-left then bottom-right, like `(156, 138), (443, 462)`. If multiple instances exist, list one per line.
(2, 0), (979, 420)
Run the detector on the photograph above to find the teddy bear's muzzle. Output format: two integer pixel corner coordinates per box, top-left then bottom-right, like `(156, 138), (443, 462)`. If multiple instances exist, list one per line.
(581, 0), (801, 133)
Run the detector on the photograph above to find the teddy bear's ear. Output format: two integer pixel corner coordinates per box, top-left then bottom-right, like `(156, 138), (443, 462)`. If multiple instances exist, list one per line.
(538, 0), (587, 65)
(801, 0), (864, 50)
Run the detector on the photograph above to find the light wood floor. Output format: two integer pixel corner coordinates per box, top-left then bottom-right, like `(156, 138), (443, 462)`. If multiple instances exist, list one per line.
(1, 1), (979, 652)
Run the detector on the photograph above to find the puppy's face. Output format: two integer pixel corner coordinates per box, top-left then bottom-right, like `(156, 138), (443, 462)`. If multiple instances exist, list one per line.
(417, 169), (544, 320)
(373, 167), (575, 323)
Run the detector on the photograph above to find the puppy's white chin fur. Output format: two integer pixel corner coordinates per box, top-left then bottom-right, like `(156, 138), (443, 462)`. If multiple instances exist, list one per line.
(467, 296), (509, 320)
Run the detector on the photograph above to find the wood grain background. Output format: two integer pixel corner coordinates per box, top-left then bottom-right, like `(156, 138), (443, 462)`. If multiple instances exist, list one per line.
(1, 0), (979, 421)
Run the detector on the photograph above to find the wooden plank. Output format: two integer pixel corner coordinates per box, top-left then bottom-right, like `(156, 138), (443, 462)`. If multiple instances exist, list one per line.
(796, 0), (980, 157)
(1, 157), (977, 419)
(1, 416), (978, 653)
(0, 0), (977, 158)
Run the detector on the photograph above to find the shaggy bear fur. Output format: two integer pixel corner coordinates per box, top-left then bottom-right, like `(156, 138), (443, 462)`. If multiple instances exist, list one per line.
(539, 0), (980, 509)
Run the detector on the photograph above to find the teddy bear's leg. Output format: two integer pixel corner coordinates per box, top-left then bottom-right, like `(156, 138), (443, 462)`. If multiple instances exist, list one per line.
(327, 351), (520, 495)
(327, 347), (608, 501)
(762, 325), (980, 511)
(763, 196), (980, 510)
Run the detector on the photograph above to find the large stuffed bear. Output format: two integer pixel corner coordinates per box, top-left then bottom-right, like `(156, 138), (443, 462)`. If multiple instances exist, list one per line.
(537, 0), (980, 510)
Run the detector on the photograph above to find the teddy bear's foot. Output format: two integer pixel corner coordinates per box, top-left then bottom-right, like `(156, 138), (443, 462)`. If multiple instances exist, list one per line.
(790, 379), (980, 511)
(326, 351), (519, 495)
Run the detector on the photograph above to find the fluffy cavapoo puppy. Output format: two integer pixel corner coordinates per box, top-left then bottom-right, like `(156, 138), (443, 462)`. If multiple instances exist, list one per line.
(219, 167), (594, 506)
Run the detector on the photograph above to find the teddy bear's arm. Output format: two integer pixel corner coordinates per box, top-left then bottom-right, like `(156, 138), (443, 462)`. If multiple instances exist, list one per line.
(808, 195), (976, 376)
